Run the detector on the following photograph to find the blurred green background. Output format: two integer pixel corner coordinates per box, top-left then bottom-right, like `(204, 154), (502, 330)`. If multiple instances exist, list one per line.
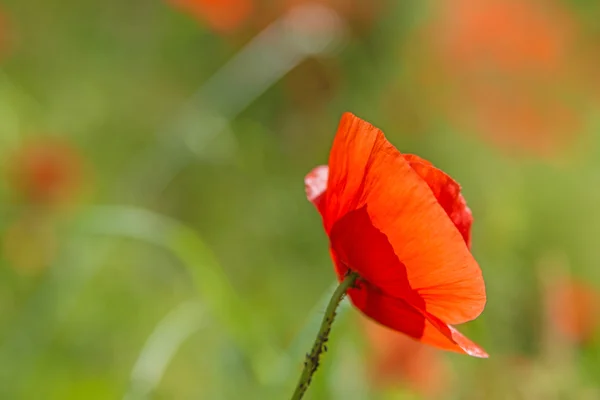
(1, 0), (600, 399)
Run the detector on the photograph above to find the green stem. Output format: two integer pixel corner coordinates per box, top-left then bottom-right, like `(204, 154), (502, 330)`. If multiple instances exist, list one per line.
(290, 271), (360, 400)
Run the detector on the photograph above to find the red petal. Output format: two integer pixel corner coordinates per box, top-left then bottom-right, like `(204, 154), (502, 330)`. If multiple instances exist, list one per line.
(326, 113), (485, 325)
(404, 154), (473, 248)
(348, 281), (488, 357)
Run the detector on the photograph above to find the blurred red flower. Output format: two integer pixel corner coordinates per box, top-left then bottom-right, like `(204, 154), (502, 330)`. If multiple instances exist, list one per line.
(168, 0), (253, 33)
(547, 279), (600, 344)
(432, 0), (573, 75)
(362, 316), (451, 397)
(8, 138), (84, 207)
(418, 0), (584, 156)
(305, 113), (487, 357)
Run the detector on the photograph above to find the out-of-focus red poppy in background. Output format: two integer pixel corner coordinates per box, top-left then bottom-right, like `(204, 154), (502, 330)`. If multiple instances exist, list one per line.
(7, 139), (84, 207)
(433, 0), (573, 75)
(361, 316), (451, 398)
(3, 138), (85, 275)
(409, 0), (590, 157)
(547, 279), (600, 344)
(167, 0), (386, 36)
(168, 0), (254, 33)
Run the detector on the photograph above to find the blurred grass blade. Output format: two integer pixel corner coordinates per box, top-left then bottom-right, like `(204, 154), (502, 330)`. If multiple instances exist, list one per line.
(124, 301), (205, 400)
(170, 3), (346, 124)
(76, 205), (272, 365)
(121, 4), (347, 198)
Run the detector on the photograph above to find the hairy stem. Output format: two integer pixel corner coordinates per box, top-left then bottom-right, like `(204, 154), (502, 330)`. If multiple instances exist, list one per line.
(290, 271), (360, 400)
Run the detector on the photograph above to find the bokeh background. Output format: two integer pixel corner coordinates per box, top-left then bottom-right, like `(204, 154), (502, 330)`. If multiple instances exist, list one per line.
(1, 0), (600, 399)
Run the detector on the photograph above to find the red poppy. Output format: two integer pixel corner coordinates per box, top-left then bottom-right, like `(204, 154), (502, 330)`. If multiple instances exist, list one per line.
(8, 138), (84, 206)
(412, 0), (585, 157)
(305, 113), (487, 357)
(547, 279), (600, 344)
(362, 316), (451, 397)
(168, 0), (253, 34)
(432, 0), (574, 76)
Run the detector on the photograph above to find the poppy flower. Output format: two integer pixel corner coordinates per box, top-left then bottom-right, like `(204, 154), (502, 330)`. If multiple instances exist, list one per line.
(305, 113), (487, 357)
(361, 315), (451, 397)
(7, 138), (84, 207)
(168, 0), (253, 34)
(432, 0), (574, 76)
(410, 0), (585, 157)
(546, 279), (600, 344)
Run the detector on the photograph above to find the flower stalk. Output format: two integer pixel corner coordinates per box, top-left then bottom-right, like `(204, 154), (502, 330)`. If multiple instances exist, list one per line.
(290, 271), (360, 400)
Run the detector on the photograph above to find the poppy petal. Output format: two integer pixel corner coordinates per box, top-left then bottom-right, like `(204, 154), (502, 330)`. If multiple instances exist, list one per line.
(330, 206), (484, 326)
(169, 0), (253, 33)
(329, 206), (421, 306)
(326, 114), (485, 324)
(404, 154), (473, 248)
(323, 113), (385, 233)
(348, 282), (488, 357)
(305, 165), (329, 217)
